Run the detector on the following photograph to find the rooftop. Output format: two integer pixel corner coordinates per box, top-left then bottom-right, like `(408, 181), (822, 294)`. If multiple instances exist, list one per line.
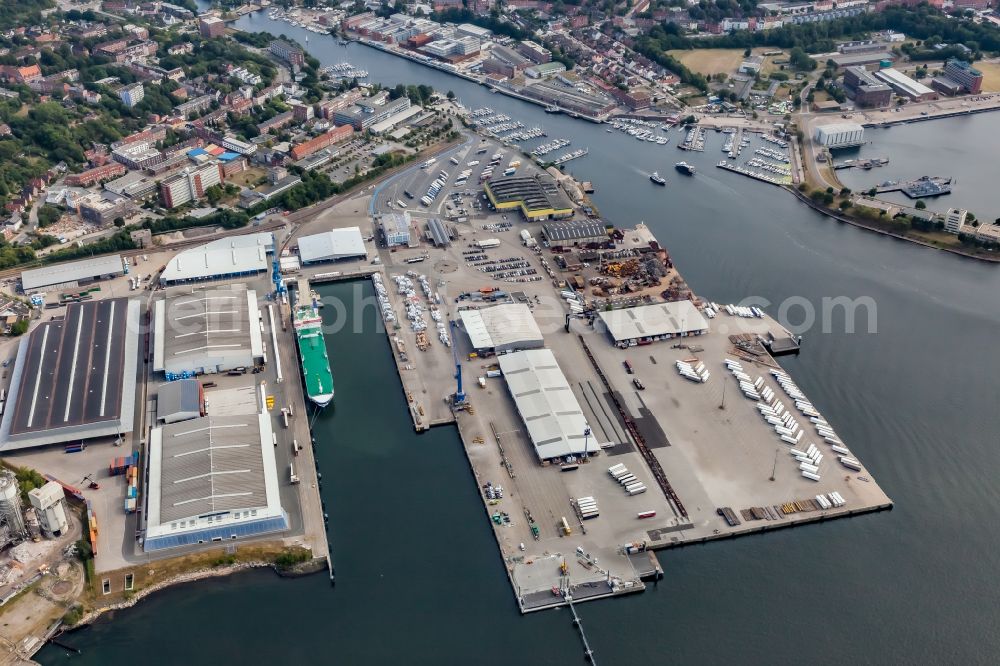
(21, 254), (124, 291)
(0, 298), (140, 450)
(147, 412), (281, 525)
(153, 287), (264, 374)
(458, 304), (543, 352)
(540, 220), (607, 242)
(497, 349), (593, 461)
(297, 227), (367, 264)
(484, 175), (573, 218)
(597, 301), (709, 343)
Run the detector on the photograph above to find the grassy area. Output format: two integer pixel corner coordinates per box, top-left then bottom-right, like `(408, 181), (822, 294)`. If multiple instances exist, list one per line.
(668, 48), (785, 78)
(971, 60), (1000, 91)
(227, 167), (267, 188)
(82, 542), (314, 608)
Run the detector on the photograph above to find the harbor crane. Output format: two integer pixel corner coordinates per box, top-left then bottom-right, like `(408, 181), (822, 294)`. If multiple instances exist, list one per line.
(271, 258), (286, 297)
(449, 320), (467, 407)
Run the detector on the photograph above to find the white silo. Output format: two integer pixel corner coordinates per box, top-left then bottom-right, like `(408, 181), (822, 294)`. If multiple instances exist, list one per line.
(28, 481), (69, 538)
(0, 472), (27, 539)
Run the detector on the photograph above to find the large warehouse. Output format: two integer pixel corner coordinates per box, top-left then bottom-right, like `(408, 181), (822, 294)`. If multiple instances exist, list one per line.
(458, 303), (544, 354)
(21, 254), (125, 293)
(0, 298), (140, 450)
(297, 227), (367, 264)
(153, 287), (264, 376)
(597, 301), (709, 347)
(159, 233), (273, 285)
(497, 349), (594, 461)
(483, 175), (573, 221)
(145, 412), (288, 551)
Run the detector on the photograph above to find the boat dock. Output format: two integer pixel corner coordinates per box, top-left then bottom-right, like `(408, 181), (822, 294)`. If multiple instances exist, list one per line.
(833, 157), (889, 170)
(716, 160), (789, 187)
(875, 175), (952, 198)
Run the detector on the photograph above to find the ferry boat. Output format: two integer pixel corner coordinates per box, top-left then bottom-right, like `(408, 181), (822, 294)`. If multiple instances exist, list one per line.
(293, 279), (334, 407)
(675, 162), (696, 176)
(649, 172), (666, 186)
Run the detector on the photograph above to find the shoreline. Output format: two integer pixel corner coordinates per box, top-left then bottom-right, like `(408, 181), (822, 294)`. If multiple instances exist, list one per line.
(48, 558), (327, 651)
(787, 187), (1000, 263)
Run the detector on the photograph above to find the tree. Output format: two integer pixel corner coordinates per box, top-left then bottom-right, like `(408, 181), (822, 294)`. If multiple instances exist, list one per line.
(789, 47), (817, 72)
(446, 90), (455, 100)
(8, 319), (28, 336)
(113, 217), (125, 228)
(915, 200), (927, 209)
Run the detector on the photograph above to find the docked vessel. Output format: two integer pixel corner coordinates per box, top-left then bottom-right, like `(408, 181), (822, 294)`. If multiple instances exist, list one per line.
(649, 172), (666, 186)
(675, 161), (696, 176)
(293, 279), (334, 407)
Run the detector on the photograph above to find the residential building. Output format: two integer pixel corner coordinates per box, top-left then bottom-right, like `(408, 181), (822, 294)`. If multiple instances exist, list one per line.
(944, 208), (967, 235)
(65, 163), (127, 187)
(112, 142), (163, 170)
(270, 40), (305, 70)
(160, 163), (223, 209)
(974, 224), (1000, 244)
(119, 82), (144, 108)
(199, 16), (226, 39)
(289, 125), (354, 160)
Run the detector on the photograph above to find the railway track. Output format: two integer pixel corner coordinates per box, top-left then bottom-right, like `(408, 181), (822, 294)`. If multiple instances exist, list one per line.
(577, 334), (688, 519)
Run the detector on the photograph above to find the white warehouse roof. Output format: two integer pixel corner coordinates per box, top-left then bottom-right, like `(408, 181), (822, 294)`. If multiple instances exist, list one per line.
(459, 304), (544, 352)
(153, 287), (264, 375)
(160, 234), (271, 284)
(298, 227), (366, 264)
(145, 412), (287, 551)
(598, 301), (709, 343)
(21, 254), (124, 292)
(497, 349), (593, 461)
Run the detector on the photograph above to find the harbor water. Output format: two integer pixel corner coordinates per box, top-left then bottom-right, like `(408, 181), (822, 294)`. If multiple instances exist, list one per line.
(36, 13), (1000, 664)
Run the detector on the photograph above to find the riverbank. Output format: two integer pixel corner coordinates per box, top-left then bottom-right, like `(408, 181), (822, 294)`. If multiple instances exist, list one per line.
(788, 187), (1000, 263)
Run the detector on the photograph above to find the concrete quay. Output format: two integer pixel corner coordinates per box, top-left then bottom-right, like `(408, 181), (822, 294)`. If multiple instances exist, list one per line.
(308, 132), (894, 612)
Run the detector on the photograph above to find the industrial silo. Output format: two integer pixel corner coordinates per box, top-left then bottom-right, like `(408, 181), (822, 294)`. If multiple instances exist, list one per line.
(0, 472), (27, 540)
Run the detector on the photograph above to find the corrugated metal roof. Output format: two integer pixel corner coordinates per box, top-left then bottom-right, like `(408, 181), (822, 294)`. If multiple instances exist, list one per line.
(158, 379), (202, 420)
(459, 304), (543, 351)
(497, 349), (592, 461)
(21, 254), (124, 291)
(149, 413), (274, 523)
(597, 301), (709, 342)
(298, 227), (366, 263)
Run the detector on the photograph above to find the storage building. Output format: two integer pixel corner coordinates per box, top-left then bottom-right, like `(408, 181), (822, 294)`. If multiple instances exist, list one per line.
(159, 233), (273, 285)
(145, 412), (288, 551)
(497, 349), (594, 461)
(873, 68), (936, 101)
(380, 212), (411, 246)
(483, 174), (573, 221)
(540, 220), (608, 245)
(297, 227), (367, 264)
(814, 123), (865, 149)
(153, 287), (264, 376)
(0, 298), (140, 450)
(597, 301), (709, 347)
(458, 303), (544, 354)
(20, 254), (125, 293)
(157, 379), (205, 423)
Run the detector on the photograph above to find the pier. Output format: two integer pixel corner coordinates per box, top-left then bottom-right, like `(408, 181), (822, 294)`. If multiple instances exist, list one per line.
(875, 175), (952, 198)
(833, 157), (889, 170)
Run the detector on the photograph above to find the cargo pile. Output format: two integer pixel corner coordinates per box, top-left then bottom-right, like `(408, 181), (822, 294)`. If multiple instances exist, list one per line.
(109, 452), (138, 476)
(608, 463), (647, 496)
(575, 496), (600, 519)
(725, 358), (761, 398)
(125, 462), (138, 513)
(371, 273), (396, 324)
(676, 358), (710, 383)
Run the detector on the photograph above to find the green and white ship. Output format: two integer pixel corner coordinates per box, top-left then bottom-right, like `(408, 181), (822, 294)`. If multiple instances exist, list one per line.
(294, 279), (334, 407)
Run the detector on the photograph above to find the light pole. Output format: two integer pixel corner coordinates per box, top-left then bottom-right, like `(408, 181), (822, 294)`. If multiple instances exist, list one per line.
(583, 426), (591, 460)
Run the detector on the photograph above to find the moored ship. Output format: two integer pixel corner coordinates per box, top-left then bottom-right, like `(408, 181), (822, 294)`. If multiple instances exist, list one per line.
(294, 279), (334, 407)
